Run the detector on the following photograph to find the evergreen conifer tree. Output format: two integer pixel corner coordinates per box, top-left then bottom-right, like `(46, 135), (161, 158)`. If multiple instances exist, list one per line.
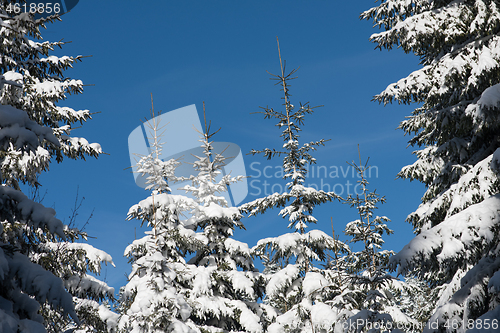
(386, 276), (433, 332)
(0, 4), (116, 332)
(241, 38), (348, 333)
(118, 99), (202, 333)
(363, 0), (500, 330)
(336, 150), (413, 333)
(178, 104), (265, 333)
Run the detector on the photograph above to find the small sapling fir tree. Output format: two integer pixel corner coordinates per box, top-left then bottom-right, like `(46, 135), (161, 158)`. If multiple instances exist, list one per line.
(336, 148), (414, 333)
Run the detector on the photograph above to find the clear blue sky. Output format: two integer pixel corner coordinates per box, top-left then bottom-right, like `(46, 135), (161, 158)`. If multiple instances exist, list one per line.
(37, 1), (425, 290)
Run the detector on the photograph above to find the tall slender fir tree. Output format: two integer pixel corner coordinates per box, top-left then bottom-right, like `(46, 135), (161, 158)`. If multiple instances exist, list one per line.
(241, 38), (348, 333)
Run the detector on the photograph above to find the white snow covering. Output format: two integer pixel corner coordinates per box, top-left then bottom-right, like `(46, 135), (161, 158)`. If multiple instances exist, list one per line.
(267, 305), (301, 333)
(128, 193), (197, 219)
(66, 274), (115, 299)
(424, 256), (500, 332)
(0, 104), (60, 151)
(2, 71), (23, 85)
(310, 302), (338, 330)
(384, 305), (417, 326)
(266, 264), (300, 296)
(72, 299), (119, 332)
(44, 242), (114, 268)
(126, 278), (190, 320)
(268, 299), (341, 333)
(7, 252), (78, 324)
(40, 55), (73, 65)
(362, 0), (500, 329)
(55, 106), (91, 122)
(199, 202), (240, 220)
(190, 294), (232, 320)
(62, 135), (102, 155)
(466, 83), (500, 128)
(410, 149), (500, 231)
(0, 185), (66, 238)
(373, 13), (500, 105)
(257, 229), (335, 255)
(226, 270), (256, 297)
(345, 309), (392, 333)
(232, 300), (262, 333)
(0, 299), (44, 333)
(224, 238), (252, 257)
(0, 13), (112, 333)
(241, 183), (338, 219)
(488, 266), (500, 295)
(258, 233), (300, 253)
(123, 236), (148, 257)
(240, 192), (290, 216)
(191, 266), (215, 297)
(302, 272), (329, 297)
(391, 194), (500, 275)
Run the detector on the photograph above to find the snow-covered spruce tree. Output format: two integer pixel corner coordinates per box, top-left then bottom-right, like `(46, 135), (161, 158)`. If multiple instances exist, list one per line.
(362, 0), (500, 330)
(241, 39), (348, 333)
(386, 276), (434, 332)
(0, 5), (117, 332)
(118, 100), (203, 333)
(178, 104), (265, 333)
(337, 150), (416, 333)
